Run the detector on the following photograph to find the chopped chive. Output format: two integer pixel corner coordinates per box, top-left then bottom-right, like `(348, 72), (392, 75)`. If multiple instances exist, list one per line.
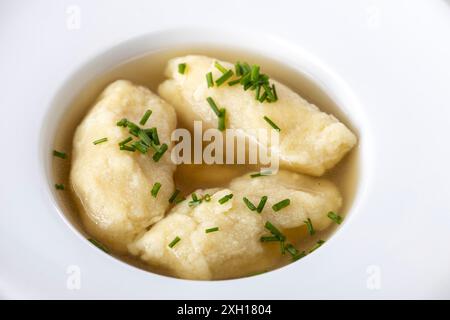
(309, 240), (325, 253)
(188, 192), (202, 207)
(168, 236), (181, 248)
(228, 79), (241, 86)
(150, 128), (160, 145)
(251, 65), (260, 82)
(241, 62), (251, 74)
(292, 251), (306, 261)
(285, 243), (299, 257)
(152, 143), (168, 162)
(260, 236), (280, 242)
(256, 196), (268, 213)
(280, 240), (286, 255)
(214, 61), (228, 73)
(235, 62), (243, 76)
(215, 70), (234, 86)
(240, 72), (251, 85)
(263, 116), (281, 132)
(55, 183), (64, 190)
(218, 193), (233, 204)
(132, 140), (149, 154)
(264, 221), (286, 241)
(139, 109), (152, 125)
(218, 108), (226, 131)
(243, 197), (257, 211)
(250, 171), (272, 178)
(272, 199), (290, 212)
(151, 182), (161, 198)
(203, 194), (211, 202)
(53, 150), (66, 159)
(206, 97), (221, 116)
(243, 82), (253, 91)
(116, 118), (128, 127)
(258, 91), (268, 102)
(118, 137), (133, 146)
(304, 218), (315, 235)
(178, 63), (187, 74)
(169, 189), (180, 203)
(263, 83), (275, 101)
(272, 84), (278, 101)
(120, 144), (136, 152)
(327, 211), (343, 224)
(126, 121), (141, 136)
(137, 129), (152, 147)
(205, 227), (219, 233)
(93, 137), (108, 145)
(255, 84), (261, 100)
(206, 72), (214, 88)
(175, 196), (186, 204)
(88, 238), (110, 253)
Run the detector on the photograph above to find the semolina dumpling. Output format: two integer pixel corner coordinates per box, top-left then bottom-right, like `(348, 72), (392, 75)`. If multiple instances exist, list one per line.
(129, 171), (342, 280)
(158, 55), (357, 176)
(70, 80), (177, 253)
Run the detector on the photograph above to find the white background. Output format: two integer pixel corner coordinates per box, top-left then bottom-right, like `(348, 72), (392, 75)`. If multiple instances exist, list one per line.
(0, 0), (450, 299)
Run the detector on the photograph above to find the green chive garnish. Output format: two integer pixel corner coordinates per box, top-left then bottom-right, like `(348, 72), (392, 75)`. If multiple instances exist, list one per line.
(206, 97), (221, 116)
(116, 118), (128, 127)
(168, 236), (181, 248)
(215, 70), (233, 86)
(309, 240), (325, 253)
(206, 72), (214, 88)
(175, 196), (186, 204)
(263, 116), (281, 132)
(139, 109), (152, 125)
(55, 184), (64, 190)
(228, 79), (241, 86)
(260, 236), (280, 242)
(118, 137), (133, 146)
(178, 63), (187, 74)
(203, 194), (211, 202)
(272, 84), (278, 101)
(205, 227), (219, 233)
(235, 62), (243, 76)
(285, 244), (305, 261)
(256, 196), (268, 213)
(150, 127), (160, 145)
(250, 171), (272, 178)
(218, 193), (233, 204)
(243, 197), (257, 211)
(188, 193), (202, 207)
(93, 137), (108, 145)
(327, 211), (343, 224)
(251, 65), (260, 82)
(137, 129), (152, 147)
(120, 144), (136, 152)
(214, 61), (228, 73)
(264, 221), (285, 241)
(218, 108), (226, 131)
(272, 199), (290, 212)
(53, 150), (66, 159)
(132, 140), (149, 154)
(304, 218), (315, 235)
(169, 189), (180, 203)
(88, 238), (110, 253)
(152, 143), (168, 162)
(151, 182), (161, 198)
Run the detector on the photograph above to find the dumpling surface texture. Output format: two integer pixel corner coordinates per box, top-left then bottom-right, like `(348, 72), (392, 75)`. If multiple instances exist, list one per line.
(71, 80), (177, 252)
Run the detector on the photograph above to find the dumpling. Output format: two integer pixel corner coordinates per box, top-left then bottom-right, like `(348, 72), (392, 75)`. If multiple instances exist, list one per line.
(158, 55), (357, 176)
(129, 170), (342, 280)
(70, 80), (177, 253)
